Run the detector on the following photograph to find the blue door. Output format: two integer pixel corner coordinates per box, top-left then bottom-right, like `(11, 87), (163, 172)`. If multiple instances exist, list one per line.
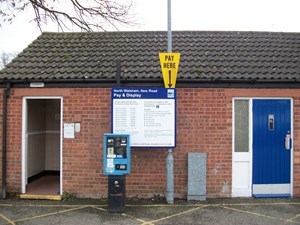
(253, 99), (291, 197)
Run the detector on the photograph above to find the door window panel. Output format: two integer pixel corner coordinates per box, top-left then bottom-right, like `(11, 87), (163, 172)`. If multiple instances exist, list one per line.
(234, 100), (249, 152)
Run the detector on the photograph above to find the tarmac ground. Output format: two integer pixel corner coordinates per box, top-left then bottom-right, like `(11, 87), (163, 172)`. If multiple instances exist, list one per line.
(0, 197), (299, 225)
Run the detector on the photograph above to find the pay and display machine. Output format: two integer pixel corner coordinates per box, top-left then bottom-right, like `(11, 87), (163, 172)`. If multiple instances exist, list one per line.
(103, 133), (130, 212)
(103, 133), (130, 175)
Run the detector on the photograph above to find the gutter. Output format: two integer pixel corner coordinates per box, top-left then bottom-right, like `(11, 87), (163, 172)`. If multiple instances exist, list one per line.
(0, 77), (299, 88)
(2, 82), (10, 199)
(0, 78), (165, 88)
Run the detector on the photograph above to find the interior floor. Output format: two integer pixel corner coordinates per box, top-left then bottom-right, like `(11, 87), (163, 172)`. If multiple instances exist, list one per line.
(26, 175), (60, 195)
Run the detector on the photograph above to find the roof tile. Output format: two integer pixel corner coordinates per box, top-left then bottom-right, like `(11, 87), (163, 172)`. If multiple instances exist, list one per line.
(1, 31), (300, 83)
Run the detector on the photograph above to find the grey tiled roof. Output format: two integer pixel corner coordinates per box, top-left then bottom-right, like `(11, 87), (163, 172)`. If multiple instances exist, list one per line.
(1, 31), (300, 84)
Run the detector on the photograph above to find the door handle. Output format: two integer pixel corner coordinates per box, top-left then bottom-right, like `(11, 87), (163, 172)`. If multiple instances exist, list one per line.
(285, 132), (291, 150)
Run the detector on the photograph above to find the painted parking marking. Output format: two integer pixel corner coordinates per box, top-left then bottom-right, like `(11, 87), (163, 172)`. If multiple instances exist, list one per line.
(13, 205), (88, 223)
(91, 206), (146, 223)
(143, 205), (209, 225)
(90, 205), (107, 212)
(0, 213), (15, 225)
(2, 204), (107, 208)
(0, 201), (299, 225)
(284, 214), (300, 224)
(91, 205), (149, 224)
(127, 202), (300, 225)
(126, 202), (300, 207)
(122, 212), (149, 224)
(220, 206), (300, 224)
(91, 206), (149, 224)
(214, 202), (300, 207)
(126, 204), (181, 207)
(0, 204), (13, 207)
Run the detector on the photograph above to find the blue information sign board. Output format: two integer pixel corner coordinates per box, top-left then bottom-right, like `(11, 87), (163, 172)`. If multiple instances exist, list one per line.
(112, 88), (176, 148)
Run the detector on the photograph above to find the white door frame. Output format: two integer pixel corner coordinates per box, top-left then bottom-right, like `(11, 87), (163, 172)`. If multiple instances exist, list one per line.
(22, 96), (63, 194)
(232, 97), (293, 197)
(232, 98), (252, 197)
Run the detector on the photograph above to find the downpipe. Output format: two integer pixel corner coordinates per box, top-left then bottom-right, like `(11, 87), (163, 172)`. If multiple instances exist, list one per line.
(2, 83), (10, 199)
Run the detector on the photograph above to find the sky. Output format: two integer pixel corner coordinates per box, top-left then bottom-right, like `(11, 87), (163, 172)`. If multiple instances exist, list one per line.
(1, 0), (300, 53)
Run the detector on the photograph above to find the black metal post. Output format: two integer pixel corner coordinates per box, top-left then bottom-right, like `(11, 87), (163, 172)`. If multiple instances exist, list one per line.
(116, 59), (121, 87)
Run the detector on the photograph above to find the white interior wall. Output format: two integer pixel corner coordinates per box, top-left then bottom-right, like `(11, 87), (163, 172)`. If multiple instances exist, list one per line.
(45, 99), (60, 171)
(27, 100), (46, 177)
(27, 99), (60, 177)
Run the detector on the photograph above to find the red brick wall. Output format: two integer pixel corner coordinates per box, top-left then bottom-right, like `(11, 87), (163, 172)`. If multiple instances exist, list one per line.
(62, 88), (110, 198)
(6, 89), (23, 193)
(2, 87), (300, 198)
(294, 97), (300, 196)
(0, 89), (3, 192)
(176, 89), (232, 198)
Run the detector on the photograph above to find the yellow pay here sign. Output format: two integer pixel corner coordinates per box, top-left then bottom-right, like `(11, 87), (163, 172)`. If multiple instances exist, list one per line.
(159, 53), (180, 88)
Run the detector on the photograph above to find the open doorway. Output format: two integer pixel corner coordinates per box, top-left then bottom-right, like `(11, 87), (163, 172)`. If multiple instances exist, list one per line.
(22, 97), (62, 197)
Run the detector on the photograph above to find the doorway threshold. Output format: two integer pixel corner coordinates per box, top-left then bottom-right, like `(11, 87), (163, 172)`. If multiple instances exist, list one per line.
(253, 194), (290, 198)
(20, 194), (62, 201)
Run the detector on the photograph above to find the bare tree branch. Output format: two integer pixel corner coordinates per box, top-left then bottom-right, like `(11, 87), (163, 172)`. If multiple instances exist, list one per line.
(0, 51), (18, 69)
(0, 0), (134, 31)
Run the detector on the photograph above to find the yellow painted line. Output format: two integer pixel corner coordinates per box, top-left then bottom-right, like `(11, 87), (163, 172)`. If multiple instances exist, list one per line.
(0, 213), (15, 225)
(7, 204), (108, 208)
(90, 205), (149, 224)
(284, 214), (300, 224)
(1, 201), (298, 208)
(90, 206), (107, 212)
(126, 202), (300, 207)
(214, 202), (300, 207)
(0, 204), (13, 207)
(220, 206), (300, 224)
(126, 204), (181, 207)
(14, 205), (88, 223)
(147, 205), (209, 224)
(20, 194), (62, 201)
(140, 222), (155, 225)
(122, 212), (149, 224)
(1, 202), (299, 225)
(7, 204), (107, 208)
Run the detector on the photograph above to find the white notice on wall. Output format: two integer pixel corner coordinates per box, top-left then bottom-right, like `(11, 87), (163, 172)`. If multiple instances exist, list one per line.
(64, 123), (75, 138)
(75, 123), (81, 132)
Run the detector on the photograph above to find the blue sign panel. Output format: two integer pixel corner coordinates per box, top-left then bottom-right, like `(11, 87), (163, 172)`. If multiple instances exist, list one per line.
(112, 88), (176, 148)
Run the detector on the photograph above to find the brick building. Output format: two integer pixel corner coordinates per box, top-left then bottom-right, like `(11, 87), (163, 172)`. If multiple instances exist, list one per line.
(0, 31), (300, 199)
